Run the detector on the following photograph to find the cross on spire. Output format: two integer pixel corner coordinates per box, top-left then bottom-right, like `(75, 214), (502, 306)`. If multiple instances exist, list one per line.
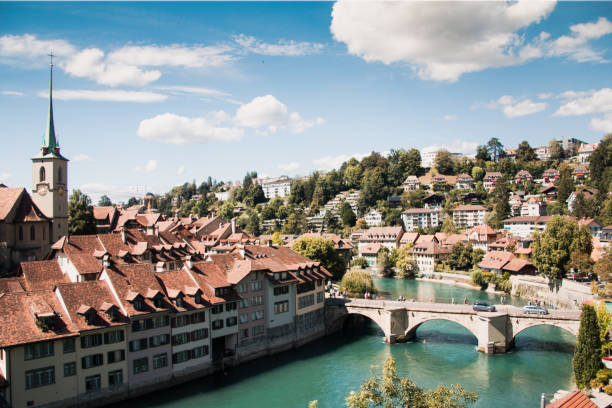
(48, 50), (54, 67)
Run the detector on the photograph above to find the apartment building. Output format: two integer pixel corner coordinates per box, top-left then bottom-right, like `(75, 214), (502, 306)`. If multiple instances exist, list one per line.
(357, 226), (404, 251)
(452, 205), (486, 228)
(401, 208), (441, 231)
(364, 208), (383, 226)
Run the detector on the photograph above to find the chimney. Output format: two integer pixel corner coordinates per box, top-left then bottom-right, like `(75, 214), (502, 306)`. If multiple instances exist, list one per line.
(120, 227), (126, 244)
(231, 218), (236, 234)
(184, 255), (192, 269)
(102, 254), (110, 268)
(154, 225), (159, 237)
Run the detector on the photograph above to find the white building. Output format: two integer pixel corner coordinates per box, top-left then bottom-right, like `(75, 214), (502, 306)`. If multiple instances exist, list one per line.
(535, 146), (551, 161)
(421, 151), (437, 168)
(452, 205), (486, 228)
(578, 143), (598, 163)
(364, 209), (383, 226)
(502, 216), (559, 238)
(401, 208), (441, 231)
(260, 177), (292, 199)
(402, 175), (420, 192)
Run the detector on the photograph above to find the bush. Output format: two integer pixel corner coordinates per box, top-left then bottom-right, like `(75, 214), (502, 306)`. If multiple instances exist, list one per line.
(340, 271), (376, 297)
(352, 257), (369, 269)
(471, 270), (485, 286)
(497, 279), (512, 294)
(597, 368), (612, 383)
(591, 378), (604, 390)
(604, 385), (612, 395)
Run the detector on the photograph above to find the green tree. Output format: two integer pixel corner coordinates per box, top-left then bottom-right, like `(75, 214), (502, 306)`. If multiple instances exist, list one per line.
(340, 270), (375, 296)
(68, 189), (96, 235)
(546, 201), (567, 216)
(377, 248), (392, 277)
(291, 237), (346, 279)
(515, 140), (536, 162)
(448, 242), (474, 270)
(556, 164), (574, 205)
(441, 217), (458, 233)
(220, 201), (235, 220)
(126, 197), (139, 207)
(344, 356), (477, 408)
(282, 211), (307, 235)
(340, 202), (357, 227)
(596, 302), (612, 356)
(246, 212), (261, 236)
(475, 145), (491, 162)
(594, 248), (612, 282)
(532, 216), (593, 281)
(351, 257), (369, 269)
(600, 197), (612, 226)
(471, 166), (485, 182)
(573, 305), (603, 389)
(344, 162), (363, 189)
(487, 138), (504, 162)
(492, 176), (511, 229)
(271, 231), (284, 245)
(471, 249), (485, 267)
(359, 167), (388, 212)
(435, 149), (454, 175)
(405, 148), (422, 176)
(97, 195), (112, 206)
(549, 140), (564, 161)
(589, 134), (612, 192)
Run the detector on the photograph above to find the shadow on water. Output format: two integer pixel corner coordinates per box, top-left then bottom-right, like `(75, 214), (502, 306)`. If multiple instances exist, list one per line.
(513, 325), (576, 354)
(410, 320), (478, 346)
(109, 321), (380, 408)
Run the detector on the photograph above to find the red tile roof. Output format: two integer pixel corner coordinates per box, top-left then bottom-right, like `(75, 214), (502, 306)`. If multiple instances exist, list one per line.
(360, 243), (382, 255)
(20, 260), (68, 291)
(59, 235), (106, 275)
(546, 390), (597, 408)
(0, 188), (24, 221)
(55, 281), (128, 331)
(0, 290), (77, 348)
(454, 204), (486, 211)
(478, 251), (515, 270)
(502, 258), (534, 273)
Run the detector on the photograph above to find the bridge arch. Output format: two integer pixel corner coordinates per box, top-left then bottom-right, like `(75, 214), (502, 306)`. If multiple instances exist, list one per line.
(404, 316), (479, 342)
(328, 310), (390, 339)
(511, 321), (578, 343)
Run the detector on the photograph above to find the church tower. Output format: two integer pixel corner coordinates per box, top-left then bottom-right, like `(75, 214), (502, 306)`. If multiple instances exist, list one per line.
(32, 54), (69, 243)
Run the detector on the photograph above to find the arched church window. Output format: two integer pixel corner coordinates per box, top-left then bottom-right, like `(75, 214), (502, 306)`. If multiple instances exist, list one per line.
(39, 167), (46, 182)
(30, 226), (35, 241)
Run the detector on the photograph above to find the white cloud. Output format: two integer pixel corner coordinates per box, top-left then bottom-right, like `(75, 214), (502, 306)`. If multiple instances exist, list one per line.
(590, 113), (612, 133)
(177, 165), (185, 176)
(73, 154), (95, 162)
(0, 172), (12, 183)
(422, 140), (479, 155)
(2, 90), (23, 96)
(233, 34), (324, 56)
(482, 95), (547, 118)
(330, 0), (555, 82)
(107, 44), (234, 68)
(443, 114), (458, 121)
(63, 48), (162, 87)
(135, 159), (157, 173)
(538, 93), (553, 100)
(137, 112), (244, 145)
(540, 17), (612, 63)
(79, 182), (168, 203)
(156, 85), (229, 97)
(38, 89), (167, 102)
(313, 152), (370, 171)
(555, 88), (612, 116)
(278, 162), (299, 172)
(0, 34), (76, 59)
(234, 95), (324, 133)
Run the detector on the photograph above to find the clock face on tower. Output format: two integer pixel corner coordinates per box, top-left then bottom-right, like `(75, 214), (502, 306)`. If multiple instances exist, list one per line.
(37, 184), (48, 196)
(57, 184), (65, 196)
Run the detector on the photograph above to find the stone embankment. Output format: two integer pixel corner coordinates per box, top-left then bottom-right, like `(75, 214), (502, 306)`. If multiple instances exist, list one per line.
(509, 275), (593, 310)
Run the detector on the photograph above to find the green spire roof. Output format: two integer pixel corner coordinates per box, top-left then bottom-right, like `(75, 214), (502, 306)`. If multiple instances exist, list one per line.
(43, 59), (58, 151)
(34, 55), (67, 161)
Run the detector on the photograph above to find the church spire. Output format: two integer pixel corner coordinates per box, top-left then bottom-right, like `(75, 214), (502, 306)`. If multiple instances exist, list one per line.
(43, 52), (58, 153)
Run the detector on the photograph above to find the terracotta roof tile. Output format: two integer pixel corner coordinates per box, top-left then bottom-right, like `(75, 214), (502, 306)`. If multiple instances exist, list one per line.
(20, 260), (68, 291)
(478, 251), (515, 270)
(546, 390), (597, 408)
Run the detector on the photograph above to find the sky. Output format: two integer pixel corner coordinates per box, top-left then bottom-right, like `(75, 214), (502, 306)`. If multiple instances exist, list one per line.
(0, 1), (611, 202)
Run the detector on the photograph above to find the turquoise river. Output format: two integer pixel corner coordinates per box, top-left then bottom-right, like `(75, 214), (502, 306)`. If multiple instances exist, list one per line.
(112, 278), (576, 408)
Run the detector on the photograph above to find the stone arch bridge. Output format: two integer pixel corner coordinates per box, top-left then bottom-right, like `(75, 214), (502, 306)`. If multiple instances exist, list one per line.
(325, 298), (580, 354)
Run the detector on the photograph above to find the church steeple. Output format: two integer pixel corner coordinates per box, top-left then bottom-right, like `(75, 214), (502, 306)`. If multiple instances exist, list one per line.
(43, 52), (58, 153)
(35, 52), (66, 161)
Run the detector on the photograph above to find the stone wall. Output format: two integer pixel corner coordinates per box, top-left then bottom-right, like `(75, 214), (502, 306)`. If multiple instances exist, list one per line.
(510, 275), (593, 310)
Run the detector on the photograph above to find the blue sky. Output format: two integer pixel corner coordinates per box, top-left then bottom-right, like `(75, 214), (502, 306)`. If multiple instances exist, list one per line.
(0, 1), (611, 202)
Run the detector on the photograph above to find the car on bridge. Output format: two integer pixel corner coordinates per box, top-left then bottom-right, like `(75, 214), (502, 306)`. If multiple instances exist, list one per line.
(473, 301), (496, 312)
(522, 305), (549, 315)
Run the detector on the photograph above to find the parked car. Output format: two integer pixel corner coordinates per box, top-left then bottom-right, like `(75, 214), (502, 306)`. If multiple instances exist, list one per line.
(523, 305), (549, 315)
(473, 301), (496, 312)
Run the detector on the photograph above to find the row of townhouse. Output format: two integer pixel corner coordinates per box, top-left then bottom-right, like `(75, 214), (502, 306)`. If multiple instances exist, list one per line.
(0, 243), (331, 408)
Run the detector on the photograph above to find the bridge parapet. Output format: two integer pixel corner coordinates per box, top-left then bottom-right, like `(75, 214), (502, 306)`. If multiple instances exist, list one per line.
(325, 298), (580, 353)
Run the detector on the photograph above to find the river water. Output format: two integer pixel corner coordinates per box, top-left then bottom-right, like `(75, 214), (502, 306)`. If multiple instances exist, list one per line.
(112, 278), (575, 408)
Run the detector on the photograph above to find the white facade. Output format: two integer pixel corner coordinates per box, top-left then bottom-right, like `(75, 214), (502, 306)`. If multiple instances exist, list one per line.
(452, 206), (486, 228)
(401, 209), (440, 231)
(259, 178), (292, 199)
(364, 209), (383, 227)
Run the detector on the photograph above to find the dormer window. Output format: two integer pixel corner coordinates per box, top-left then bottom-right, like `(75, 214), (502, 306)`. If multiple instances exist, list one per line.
(175, 294), (184, 309)
(133, 296), (144, 311)
(194, 293), (202, 305)
(153, 294), (164, 309)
